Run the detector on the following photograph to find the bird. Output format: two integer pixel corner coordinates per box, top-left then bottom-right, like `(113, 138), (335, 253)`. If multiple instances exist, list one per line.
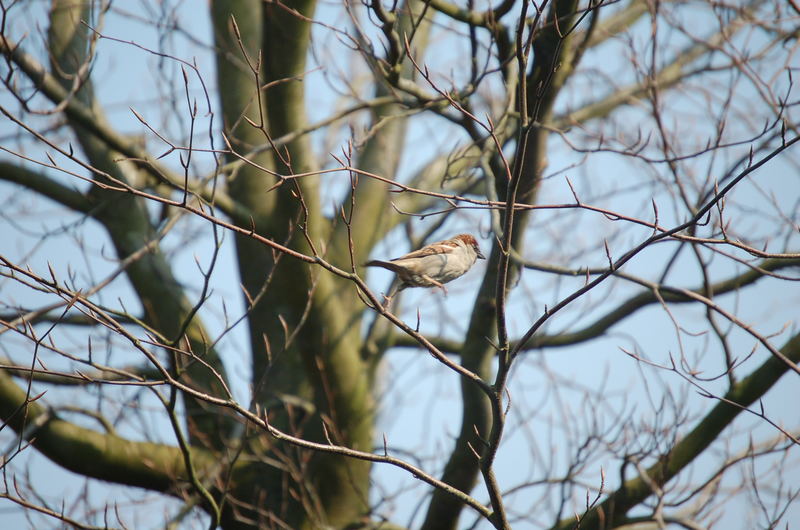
(365, 234), (485, 294)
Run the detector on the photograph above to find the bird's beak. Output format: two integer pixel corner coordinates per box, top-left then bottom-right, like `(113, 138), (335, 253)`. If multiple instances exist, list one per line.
(477, 249), (485, 260)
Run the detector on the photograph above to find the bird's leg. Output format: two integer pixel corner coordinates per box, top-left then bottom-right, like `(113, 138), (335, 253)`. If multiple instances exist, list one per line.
(422, 275), (447, 295)
(380, 293), (393, 308)
(381, 283), (400, 308)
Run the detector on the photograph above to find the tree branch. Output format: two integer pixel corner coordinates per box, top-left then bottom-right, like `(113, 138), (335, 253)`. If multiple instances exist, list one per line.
(0, 368), (212, 493)
(0, 161), (93, 214)
(0, 38), (250, 224)
(554, 330), (800, 530)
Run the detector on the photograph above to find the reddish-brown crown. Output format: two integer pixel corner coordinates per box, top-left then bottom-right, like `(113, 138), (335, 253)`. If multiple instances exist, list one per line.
(454, 234), (478, 247)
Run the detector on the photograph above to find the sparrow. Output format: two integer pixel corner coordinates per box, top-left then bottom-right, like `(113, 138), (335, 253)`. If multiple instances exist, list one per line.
(366, 234), (485, 293)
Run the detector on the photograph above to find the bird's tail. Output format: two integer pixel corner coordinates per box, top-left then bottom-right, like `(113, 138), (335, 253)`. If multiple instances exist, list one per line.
(364, 260), (403, 273)
(365, 261), (404, 307)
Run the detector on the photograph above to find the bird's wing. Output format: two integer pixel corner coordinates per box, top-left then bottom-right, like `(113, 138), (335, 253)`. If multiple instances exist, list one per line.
(391, 240), (450, 261)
